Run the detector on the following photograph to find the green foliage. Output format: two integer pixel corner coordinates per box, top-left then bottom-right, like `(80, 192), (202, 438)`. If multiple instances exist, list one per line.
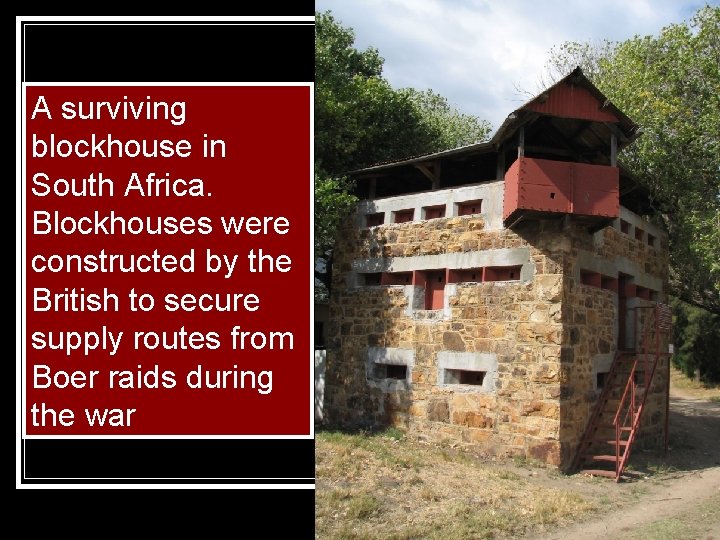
(315, 10), (434, 176)
(403, 88), (492, 151)
(315, 11), (491, 178)
(314, 10), (491, 286)
(314, 171), (356, 258)
(544, 5), (720, 316)
(542, 39), (618, 85)
(671, 297), (720, 383)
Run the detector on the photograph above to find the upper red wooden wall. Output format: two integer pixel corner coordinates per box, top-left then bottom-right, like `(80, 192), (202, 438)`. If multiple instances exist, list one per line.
(525, 84), (619, 123)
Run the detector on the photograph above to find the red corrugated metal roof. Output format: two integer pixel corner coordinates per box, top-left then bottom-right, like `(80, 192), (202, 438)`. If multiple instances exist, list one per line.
(346, 67), (639, 176)
(525, 83), (619, 123)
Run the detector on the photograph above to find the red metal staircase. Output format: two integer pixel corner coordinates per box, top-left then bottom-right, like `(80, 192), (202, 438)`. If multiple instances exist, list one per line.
(573, 303), (672, 481)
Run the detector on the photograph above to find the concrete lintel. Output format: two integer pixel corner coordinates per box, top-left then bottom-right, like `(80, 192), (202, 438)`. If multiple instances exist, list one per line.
(619, 207), (664, 239)
(437, 351), (498, 393)
(615, 257), (663, 291)
(592, 353), (614, 374)
(438, 351), (497, 371)
(352, 247), (533, 277)
(368, 347), (415, 366)
(592, 353), (614, 392)
(404, 285), (424, 316)
(366, 347), (414, 393)
(355, 181), (505, 230)
(576, 250), (663, 292)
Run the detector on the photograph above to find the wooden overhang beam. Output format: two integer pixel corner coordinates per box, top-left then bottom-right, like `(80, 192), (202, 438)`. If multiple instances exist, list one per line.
(501, 112), (541, 160)
(515, 115), (543, 158)
(414, 160), (441, 189)
(523, 145), (575, 157)
(602, 122), (633, 167)
(567, 119), (592, 142)
(360, 175), (380, 199)
(620, 183), (639, 196)
(602, 121), (631, 144)
(518, 125), (525, 158)
(496, 144), (506, 180)
(541, 120), (594, 161)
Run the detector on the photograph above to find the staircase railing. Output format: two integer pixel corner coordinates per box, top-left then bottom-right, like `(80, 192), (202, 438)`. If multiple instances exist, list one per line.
(575, 302), (672, 481)
(571, 348), (629, 472)
(610, 303), (672, 481)
(612, 355), (645, 480)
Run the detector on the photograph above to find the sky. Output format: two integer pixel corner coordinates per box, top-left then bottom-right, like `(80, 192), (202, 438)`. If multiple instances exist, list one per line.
(315, 0), (717, 132)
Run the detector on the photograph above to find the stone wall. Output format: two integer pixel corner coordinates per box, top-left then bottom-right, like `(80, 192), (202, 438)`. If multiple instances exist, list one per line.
(324, 199), (670, 469)
(560, 219), (671, 464)
(326, 213), (567, 465)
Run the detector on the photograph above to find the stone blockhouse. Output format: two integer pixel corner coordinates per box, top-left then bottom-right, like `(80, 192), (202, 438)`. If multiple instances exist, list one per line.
(322, 68), (672, 473)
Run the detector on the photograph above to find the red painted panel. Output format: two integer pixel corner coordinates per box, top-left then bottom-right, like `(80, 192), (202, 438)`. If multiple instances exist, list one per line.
(424, 205), (445, 219)
(503, 159), (521, 220)
(624, 282), (637, 298)
(520, 182), (569, 212)
(393, 209), (414, 223)
(504, 157), (619, 220)
(457, 199), (482, 216)
(519, 158), (572, 212)
(573, 188), (618, 217)
(448, 268), (482, 283)
(580, 270), (601, 288)
(636, 286), (652, 300)
(381, 271), (412, 285)
(425, 271), (445, 309)
(365, 212), (384, 227)
(525, 84), (618, 122)
(484, 266), (521, 282)
(601, 275), (618, 292)
(573, 163), (619, 216)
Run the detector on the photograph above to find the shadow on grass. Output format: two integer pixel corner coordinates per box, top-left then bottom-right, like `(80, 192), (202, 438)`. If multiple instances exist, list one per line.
(316, 422), (405, 439)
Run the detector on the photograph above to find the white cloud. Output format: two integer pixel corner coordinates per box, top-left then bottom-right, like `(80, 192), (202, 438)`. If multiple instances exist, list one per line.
(316, 0), (714, 131)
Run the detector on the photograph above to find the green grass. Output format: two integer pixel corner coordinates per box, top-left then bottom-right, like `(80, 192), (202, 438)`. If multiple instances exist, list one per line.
(383, 426), (405, 440)
(624, 493), (720, 539)
(316, 428), (617, 540)
(346, 492), (383, 519)
(493, 469), (521, 481)
(316, 427), (422, 470)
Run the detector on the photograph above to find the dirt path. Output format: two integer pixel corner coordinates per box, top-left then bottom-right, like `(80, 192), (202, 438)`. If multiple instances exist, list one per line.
(530, 384), (720, 539)
(315, 371), (719, 539)
(534, 467), (720, 539)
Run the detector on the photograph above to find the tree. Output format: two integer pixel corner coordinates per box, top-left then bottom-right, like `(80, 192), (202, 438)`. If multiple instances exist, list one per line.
(313, 171), (356, 302)
(403, 88), (492, 151)
(314, 10), (491, 296)
(315, 10), (433, 178)
(543, 5), (720, 316)
(543, 5), (720, 382)
(671, 297), (720, 383)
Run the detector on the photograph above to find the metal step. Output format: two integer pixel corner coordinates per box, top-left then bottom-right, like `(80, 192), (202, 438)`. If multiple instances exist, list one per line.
(586, 438), (629, 448)
(604, 439), (629, 446)
(583, 454), (618, 462)
(573, 306), (669, 480)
